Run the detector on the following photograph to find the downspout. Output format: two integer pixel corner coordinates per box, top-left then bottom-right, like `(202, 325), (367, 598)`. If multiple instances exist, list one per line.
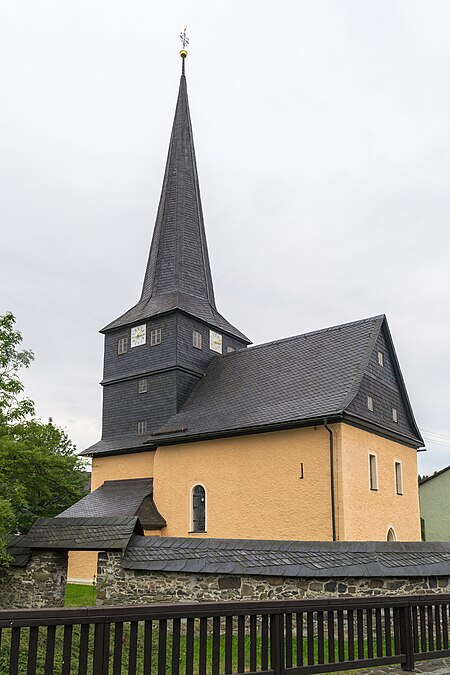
(324, 419), (337, 541)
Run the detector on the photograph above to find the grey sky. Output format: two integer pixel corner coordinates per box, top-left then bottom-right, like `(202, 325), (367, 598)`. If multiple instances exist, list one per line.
(1, 1), (449, 475)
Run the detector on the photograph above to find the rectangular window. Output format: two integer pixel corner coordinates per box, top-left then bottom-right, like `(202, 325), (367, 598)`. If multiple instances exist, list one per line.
(369, 454), (378, 491)
(392, 408), (398, 423)
(137, 421), (148, 435)
(138, 379), (147, 394)
(192, 330), (202, 350)
(395, 461), (403, 495)
(117, 337), (128, 355)
(378, 351), (384, 367)
(150, 328), (162, 346)
(367, 396), (374, 411)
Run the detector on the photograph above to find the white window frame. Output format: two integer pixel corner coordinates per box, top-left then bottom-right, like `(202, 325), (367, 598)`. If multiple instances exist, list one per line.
(378, 351), (384, 367)
(189, 483), (207, 533)
(192, 330), (202, 350)
(369, 453), (378, 491)
(392, 408), (398, 423)
(117, 337), (128, 355)
(138, 379), (148, 394)
(150, 328), (162, 346)
(395, 461), (403, 495)
(137, 420), (148, 435)
(367, 396), (374, 411)
(227, 346), (235, 353)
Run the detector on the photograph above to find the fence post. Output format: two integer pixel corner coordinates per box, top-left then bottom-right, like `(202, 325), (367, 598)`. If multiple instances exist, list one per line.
(93, 618), (109, 675)
(399, 605), (415, 672)
(270, 613), (285, 675)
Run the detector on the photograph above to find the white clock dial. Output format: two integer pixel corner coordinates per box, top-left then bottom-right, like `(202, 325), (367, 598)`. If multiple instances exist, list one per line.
(209, 330), (222, 354)
(130, 324), (147, 348)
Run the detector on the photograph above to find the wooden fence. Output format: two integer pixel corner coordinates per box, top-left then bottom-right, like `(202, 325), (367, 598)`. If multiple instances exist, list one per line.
(0, 594), (449, 674)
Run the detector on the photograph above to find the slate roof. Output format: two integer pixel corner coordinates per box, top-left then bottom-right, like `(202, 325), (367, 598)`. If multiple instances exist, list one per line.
(5, 534), (31, 567)
(15, 516), (143, 550)
(122, 536), (450, 578)
(58, 478), (166, 530)
(102, 71), (249, 343)
(147, 315), (423, 447)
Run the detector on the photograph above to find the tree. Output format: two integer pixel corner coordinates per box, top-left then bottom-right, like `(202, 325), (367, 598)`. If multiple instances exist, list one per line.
(0, 313), (87, 568)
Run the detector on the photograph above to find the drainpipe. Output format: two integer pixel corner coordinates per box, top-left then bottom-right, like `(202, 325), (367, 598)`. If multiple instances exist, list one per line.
(324, 420), (337, 542)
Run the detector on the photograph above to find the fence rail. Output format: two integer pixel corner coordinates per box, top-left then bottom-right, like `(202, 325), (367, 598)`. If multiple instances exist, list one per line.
(0, 594), (449, 674)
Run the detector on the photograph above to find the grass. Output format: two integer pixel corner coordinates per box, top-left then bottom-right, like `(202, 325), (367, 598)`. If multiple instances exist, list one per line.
(64, 583), (96, 607)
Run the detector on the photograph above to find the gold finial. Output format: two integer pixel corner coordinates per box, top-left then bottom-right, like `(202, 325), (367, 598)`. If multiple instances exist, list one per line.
(179, 26), (189, 59)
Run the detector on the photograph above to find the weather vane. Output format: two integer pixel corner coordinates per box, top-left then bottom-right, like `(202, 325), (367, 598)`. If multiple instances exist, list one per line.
(180, 27), (189, 51)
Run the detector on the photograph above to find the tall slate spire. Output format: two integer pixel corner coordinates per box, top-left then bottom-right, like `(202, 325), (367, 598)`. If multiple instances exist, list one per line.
(103, 55), (249, 343)
(140, 68), (216, 307)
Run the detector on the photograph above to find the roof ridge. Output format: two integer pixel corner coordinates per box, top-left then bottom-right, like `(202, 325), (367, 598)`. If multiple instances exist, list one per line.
(219, 315), (385, 358)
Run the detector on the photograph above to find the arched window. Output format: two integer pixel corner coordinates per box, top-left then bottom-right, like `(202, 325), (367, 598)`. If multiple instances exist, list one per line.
(387, 527), (397, 542)
(191, 485), (206, 533)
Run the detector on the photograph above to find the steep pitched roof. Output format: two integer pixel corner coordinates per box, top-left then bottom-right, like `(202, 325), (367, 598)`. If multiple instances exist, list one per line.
(58, 478), (166, 530)
(102, 69), (249, 343)
(122, 536), (450, 578)
(16, 516), (143, 550)
(148, 315), (423, 447)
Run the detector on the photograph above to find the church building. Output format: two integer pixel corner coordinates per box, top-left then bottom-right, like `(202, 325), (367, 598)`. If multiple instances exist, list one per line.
(63, 50), (424, 582)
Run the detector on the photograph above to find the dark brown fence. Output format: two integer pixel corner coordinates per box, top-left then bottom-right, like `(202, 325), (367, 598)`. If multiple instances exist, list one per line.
(0, 594), (449, 674)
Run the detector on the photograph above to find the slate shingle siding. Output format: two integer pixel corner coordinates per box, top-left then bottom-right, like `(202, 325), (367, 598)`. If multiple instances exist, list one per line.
(102, 371), (178, 439)
(103, 315), (177, 383)
(347, 328), (416, 440)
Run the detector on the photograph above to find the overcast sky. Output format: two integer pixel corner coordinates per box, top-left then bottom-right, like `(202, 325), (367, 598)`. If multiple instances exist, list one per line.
(1, 1), (449, 475)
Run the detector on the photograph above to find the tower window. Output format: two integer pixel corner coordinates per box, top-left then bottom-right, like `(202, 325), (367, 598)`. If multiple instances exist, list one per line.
(138, 379), (148, 394)
(150, 328), (162, 346)
(395, 461), (403, 495)
(369, 453), (378, 491)
(117, 337), (128, 355)
(192, 330), (202, 350)
(227, 346), (235, 353)
(137, 421), (148, 435)
(191, 484), (206, 533)
(378, 351), (384, 367)
(392, 408), (398, 423)
(367, 396), (374, 411)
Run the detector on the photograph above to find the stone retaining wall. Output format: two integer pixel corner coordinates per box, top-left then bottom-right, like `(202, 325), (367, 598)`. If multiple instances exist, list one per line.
(0, 550), (67, 609)
(96, 552), (450, 606)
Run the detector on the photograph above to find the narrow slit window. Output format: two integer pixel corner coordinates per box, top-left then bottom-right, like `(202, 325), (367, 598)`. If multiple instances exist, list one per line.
(395, 461), (403, 495)
(367, 396), (374, 411)
(192, 331), (202, 350)
(138, 379), (148, 394)
(378, 351), (384, 367)
(191, 485), (206, 533)
(369, 454), (378, 491)
(117, 337), (128, 355)
(137, 421), (148, 435)
(387, 527), (397, 542)
(150, 328), (162, 346)
(392, 408), (398, 423)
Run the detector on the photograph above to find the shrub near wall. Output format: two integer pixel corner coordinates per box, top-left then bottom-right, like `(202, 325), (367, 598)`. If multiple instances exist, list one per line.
(96, 552), (450, 606)
(0, 551), (67, 609)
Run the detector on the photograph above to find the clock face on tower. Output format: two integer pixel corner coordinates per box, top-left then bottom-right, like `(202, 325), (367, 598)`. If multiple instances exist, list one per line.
(209, 330), (222, 354)
(130, 324), (147, 348)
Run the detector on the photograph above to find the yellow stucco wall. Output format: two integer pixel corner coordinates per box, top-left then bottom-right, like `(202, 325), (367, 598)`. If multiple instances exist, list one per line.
(153, 426), (335, 540)
(337, 424), (421, 541)
(91, 450), (155, 490)
(67, 551), (98, 584)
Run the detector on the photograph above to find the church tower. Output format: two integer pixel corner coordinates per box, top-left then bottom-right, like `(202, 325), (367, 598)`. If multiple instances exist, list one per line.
(85, 51), (250, 457)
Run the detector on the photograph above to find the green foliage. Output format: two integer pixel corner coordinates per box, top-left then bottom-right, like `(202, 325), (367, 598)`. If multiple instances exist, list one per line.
(0, 313), (87, 568)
